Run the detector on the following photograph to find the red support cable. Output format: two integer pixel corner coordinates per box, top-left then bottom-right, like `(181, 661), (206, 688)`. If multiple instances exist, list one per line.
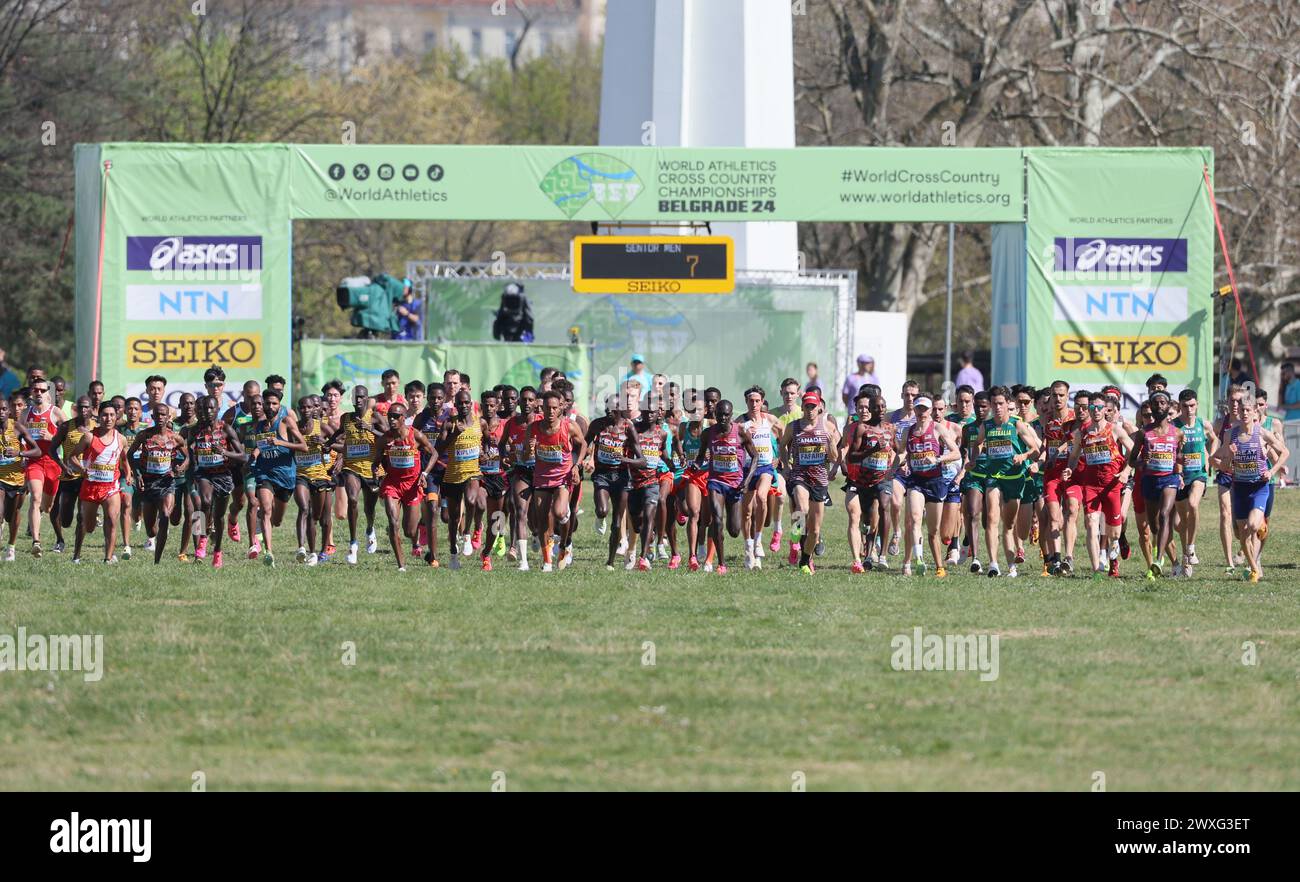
(1203, 165), (1260, 384)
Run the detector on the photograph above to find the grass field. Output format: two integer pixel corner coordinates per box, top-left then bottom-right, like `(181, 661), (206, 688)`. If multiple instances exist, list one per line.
(1, 487), (1298, 791)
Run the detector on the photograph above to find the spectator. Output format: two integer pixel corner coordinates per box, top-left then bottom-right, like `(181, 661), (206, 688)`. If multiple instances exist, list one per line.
(623, 354), (651, 397)
(0, 349), (18, 401)
(805, 361), (820, 391)
(1230, 357), (1252, 386)
(1280, 362), (1300, 485)
(393, 278), (421, 341)
(841, 354), (880, 410)
(955, 351), (985, 392)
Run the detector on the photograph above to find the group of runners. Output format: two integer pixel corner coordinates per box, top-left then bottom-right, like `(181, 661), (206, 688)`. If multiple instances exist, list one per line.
(0, 364), (1287, 581)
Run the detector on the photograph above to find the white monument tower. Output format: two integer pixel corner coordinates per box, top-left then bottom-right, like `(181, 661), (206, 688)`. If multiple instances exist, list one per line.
(597, 0), (798, 272)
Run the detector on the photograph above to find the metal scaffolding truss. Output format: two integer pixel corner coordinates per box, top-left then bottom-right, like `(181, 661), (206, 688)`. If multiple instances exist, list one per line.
(407, 260), (858, 401)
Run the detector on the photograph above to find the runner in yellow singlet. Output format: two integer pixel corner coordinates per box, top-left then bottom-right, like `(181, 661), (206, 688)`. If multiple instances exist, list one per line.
(326, 385), (381, 564)
(436, 389), (486, 570)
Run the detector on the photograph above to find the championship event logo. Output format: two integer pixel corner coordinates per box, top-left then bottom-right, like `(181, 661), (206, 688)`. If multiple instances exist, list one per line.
(539, 153), (643, 219)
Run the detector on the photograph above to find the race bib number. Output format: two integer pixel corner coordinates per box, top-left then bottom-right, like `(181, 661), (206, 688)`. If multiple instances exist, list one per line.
(536, 445), (564, 464)
(987, 439), (1013, 460)
(145, 452), (172, 474)
(87, 463), (115, 483)
(346, 443), (371, 459)
(481, 459), (502, 474)
(454, 446), (479, 462)
(388, 453), (416, 470)
(596, 443), (622, 466)
(797, 448), (825, 466)
(713, 450), (740, 472)
(865, 451), (891, 471)
(296, 452), (323, 468)
(1182, 451), (1202, 471)
(1083, 444), (1111, 466)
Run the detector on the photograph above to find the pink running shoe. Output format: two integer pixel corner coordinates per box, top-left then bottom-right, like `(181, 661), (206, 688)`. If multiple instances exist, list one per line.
(471, 529), (482, 550)
(247, 542), (260, 560)
(668, 554), (681, 570)
(638, 557), (651, 572)
(213, 550), (224, 569)
(716, 564), (728, 575)
(228, 520), (240, 543)
(851, 561), (865, 574)
(676, 512), (687, 526)
(195, 536), (208, 560)
(788, 542), (801, 566)
(688, 556), (700, 572)
(769, 530), (782, 553)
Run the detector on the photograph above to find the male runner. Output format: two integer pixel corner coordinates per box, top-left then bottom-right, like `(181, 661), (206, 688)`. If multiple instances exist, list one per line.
(67, 401), (129, 564)
(436, 389), (487, 571)
(1127, 390), (1184, 579)
(189, 395), (247, 568)
(476, 389), (510, 565)
(586, 399), (639, 569)
(328, 386), (382, 564)
(1038, 380), (1081, 576)
(48, 395), (97, 555)
(840, 390), (895, 572)
(974, 386), (1041, 577)
(631, 403), (672, 571)
(373, 401), (437, 572)
(1212, 397), (1287, 582)
(780, 391), (840, 574)
(898, 395), (962, 576)
(770, 377), (803, 555)
(20, 376), (62, 557)
(885, 379), (920, 559)
(321, 379), (347, 525)
(412, 382), (446, 566)
(738, 385), (782, 570)
(1172, 388), (1217, 576)
(221, 378), (259, 550)
(140, 375), (167, 428)
(698, 399), (761, 574)
(527, 389), (587, 572)
(676, 389), (713, 570)
(126, 402), (189, 564)
(248, 389), (305, 568)
(293, 395), (335, 565)
(118, 396), (145, 559)
(1062, 393), (1134, 577)
(502, 385), (538, 569)
(0, 399), (39, 561)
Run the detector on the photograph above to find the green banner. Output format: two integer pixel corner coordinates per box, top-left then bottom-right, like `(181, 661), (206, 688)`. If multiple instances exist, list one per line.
(298, 339), (591, 411)
(290, 144), (1025, 223)
(74, 143), (293, 407)
(74, 142), (1216, 406)
(421, 277), (838, 406)
(1025, 148), (1215, 409)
